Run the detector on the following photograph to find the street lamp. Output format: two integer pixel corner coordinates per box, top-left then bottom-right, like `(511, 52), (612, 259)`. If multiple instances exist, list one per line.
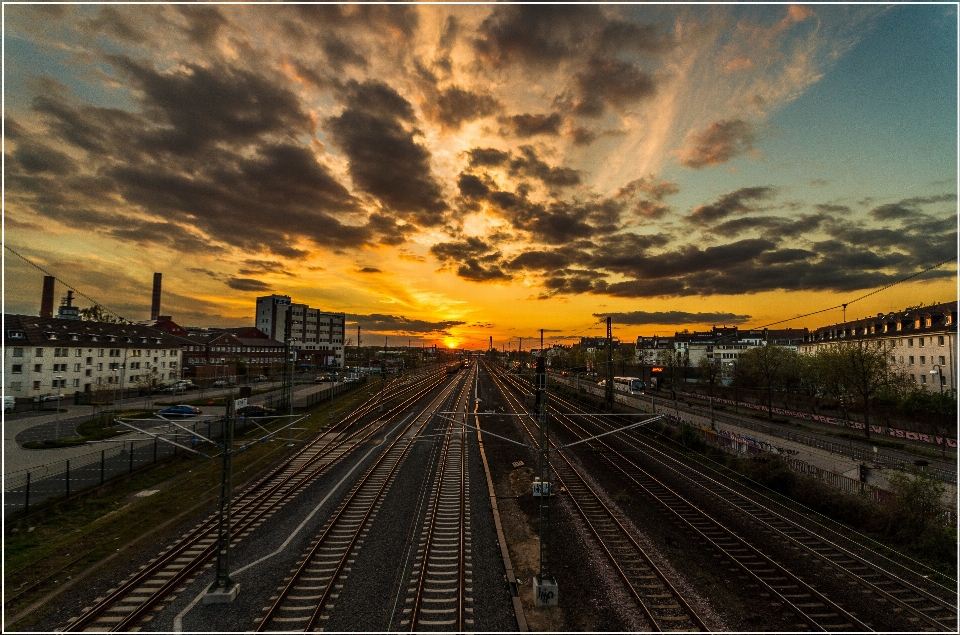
(930, 365), (947, 459)
(55, 375), (63, 441)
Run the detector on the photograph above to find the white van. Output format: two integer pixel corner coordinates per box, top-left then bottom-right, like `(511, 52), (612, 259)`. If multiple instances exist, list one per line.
(4, 396), (15, 413)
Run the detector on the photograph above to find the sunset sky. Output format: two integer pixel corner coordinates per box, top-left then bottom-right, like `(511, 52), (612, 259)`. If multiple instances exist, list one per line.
(3, 4), (957, 350)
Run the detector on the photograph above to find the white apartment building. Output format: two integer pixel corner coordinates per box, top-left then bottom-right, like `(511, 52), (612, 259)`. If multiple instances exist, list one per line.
(255, 295), (345, 368)
(4, 314), (185, 400)
(798, 301), (958, 391)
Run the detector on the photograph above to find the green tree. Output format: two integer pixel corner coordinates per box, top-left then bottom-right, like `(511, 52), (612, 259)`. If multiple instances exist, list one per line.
(79, 304), (122, 323)
(888, 469), (949, 549)
(735, 345), (800, 419)
(818, 342), (897, 439)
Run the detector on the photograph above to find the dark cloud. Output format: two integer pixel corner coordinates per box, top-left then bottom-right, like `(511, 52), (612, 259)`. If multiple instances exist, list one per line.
(433, 86), (501, 129)
(327, 80), (447, 226)
(573, 57), (657, 117)
(869, 193), (956, 221)
(430, 237), (512, 282)
(713, 213), (827, 239)
(679, 119), (756, 169)
(238, 260), (295, 277)
(350, 313), (466, 335)
(467, 147), (510, 168)
(227, 277), (271, 292)
(596, 311), (752, 326)
(357, 267), (382, 273)
(500, 113), (563, 137)
(688, 186), (776, 224)
(473, 5), (671, 72)
(323, 36), (369, 72)
(474, 5), (603, 67)
(617, 177), (679, 201)
(175, 5), (228, 46)
(10, 140), (77, 175)
(108, 56), (312, 156)
(508, 146), (581, 188)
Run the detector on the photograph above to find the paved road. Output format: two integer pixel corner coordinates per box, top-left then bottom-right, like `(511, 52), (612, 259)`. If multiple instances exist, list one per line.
(3, 380), (349, 478)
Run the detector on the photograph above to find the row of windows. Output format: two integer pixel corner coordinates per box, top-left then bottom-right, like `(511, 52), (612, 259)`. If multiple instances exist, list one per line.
(10, 347), (178, 358)
(897, 355), (947, 366)
(9, 360), (177, 373)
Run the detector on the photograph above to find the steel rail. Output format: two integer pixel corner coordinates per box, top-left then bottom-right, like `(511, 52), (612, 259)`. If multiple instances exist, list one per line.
(408, 364), (473, 631)
(486, 363), (708, 632)
(63, 371), (448, 632)
(548, 403), (868, 631)
(257, 371), (470, 632)
(544, 384), (958, 632)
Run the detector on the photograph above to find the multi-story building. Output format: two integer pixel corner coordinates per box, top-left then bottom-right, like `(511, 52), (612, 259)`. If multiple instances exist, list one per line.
(255, 295), (345, 368)
(798, 301), (958, 391)
(3, 314), (185, 400)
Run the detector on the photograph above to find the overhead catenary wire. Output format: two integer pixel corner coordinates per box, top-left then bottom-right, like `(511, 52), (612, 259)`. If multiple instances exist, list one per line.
(5, 243), (128, 322)
(752, 257), (957, 329)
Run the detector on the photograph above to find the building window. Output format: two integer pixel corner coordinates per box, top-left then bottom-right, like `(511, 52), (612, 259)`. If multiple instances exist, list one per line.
(921, 374), (927, 384)
(97, 363), (103, 371)
(11, 364), (22, 373)
(10, 381), (21, 391)
(939, 356), (946, 365)
(919, 337), (925, 347)
(73, 378), (80, 387)
(908, 338), (914, 347)
(85, 369), (92, 377)
(98, 349), (104, 357)
(938, 336), (945, 345)
(910, 374), (915, 382)
(33, 364), (42, 373)
(909, 356), (915, 365)
(920, 356), (926, 364)
(12, 348), (23, 357)
(74, 363), (81, 372)
(35, 348), (44, 357)
(33, 381), (41, 390)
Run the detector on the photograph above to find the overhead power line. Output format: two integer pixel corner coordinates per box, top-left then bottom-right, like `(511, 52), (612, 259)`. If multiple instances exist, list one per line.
(4, 244), (128, 321)
(754, 257), (957, 329)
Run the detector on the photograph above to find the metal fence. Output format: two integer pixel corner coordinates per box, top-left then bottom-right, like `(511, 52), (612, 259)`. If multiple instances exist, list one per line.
(4, 379), (372, 519)
(554, 376), (957, 485)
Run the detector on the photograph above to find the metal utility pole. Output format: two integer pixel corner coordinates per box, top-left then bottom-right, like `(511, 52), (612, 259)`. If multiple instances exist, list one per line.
(605, 317), (614, 411)
(205, 394), (239, 604)
(280, 309), (292, 412)
(534, 329), (557, 606)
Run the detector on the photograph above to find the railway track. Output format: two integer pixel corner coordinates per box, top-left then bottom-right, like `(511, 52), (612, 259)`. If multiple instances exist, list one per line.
(398, 364), (475, 631)
(486, 364), (709, 632)
(507, 367), (958, 632)
(257, 368), (472, 632)
(62, 368), (449, 632)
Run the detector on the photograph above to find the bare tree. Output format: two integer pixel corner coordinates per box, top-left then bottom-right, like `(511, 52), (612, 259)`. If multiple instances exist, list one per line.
(697, 357), (722, 396)
(735, 345), (799, 419)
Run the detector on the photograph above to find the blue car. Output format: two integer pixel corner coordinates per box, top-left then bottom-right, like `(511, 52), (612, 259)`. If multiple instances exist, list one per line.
(158, 405), (202, 418)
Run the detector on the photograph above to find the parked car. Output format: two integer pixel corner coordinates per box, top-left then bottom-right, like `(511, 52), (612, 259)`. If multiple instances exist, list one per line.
(253, 375), (268, 382)
(236, 404), (276, 417)
(315, 374), (335, 382)
(157, 405), (202, 418)
(212, 380), (227, 387)
(35, 393), (62, 402)
(5, 396), (15, 413)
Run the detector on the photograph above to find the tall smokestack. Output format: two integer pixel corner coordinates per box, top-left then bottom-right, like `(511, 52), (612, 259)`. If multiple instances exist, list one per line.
(40, 276), (55, 318)
(151, 273), (162, 321)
